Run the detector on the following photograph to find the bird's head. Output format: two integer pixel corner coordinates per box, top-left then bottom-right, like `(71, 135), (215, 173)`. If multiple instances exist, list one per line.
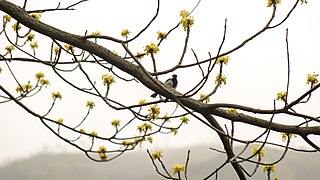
(172, 74), (177, 78)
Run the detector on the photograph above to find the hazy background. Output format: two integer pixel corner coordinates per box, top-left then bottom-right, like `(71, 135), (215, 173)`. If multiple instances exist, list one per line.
(1, 0), (320, 168)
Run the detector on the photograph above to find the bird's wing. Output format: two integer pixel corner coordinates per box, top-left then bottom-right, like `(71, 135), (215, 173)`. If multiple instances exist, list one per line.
(165, 78), (174, 87)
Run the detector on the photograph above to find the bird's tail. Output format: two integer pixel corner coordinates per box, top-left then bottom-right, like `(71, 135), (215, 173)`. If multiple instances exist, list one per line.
(151, 92), (158, 98)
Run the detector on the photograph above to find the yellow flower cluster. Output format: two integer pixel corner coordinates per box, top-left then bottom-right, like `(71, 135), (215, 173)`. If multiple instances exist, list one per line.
(148, 104), (160, 120)
(35, 72), (50, 87)
(101, 74), (115, 86)
(172, 164), (186, 175)
(79, 129), (86, 133)
(12, 23), (21, 31)
(157, 31), (167, 40)
(136, 51), (145, 60)
(138, 99), (147, 105)
(281, 133), (297, 142)
(179, 10), (194, 31)
(306, 73), (319, 85)
(54, 46), (61, 55)
(98, 146), (108, 160)
(27, 33), (35, 41)
(217, 55), (230, 65)
(215, 74), (227, 86)
(4, 14), (11, 22)
(16, 83), (33, 93)
(56, 118), (64, 124)
(121, 29), (130, 37)
(30, 13), (41, 20)
(137, 123), (152, 133)
(252, 145), (265, 158)
(52, 91), (62, 100)
(151, 150), (163, 160)
(276, 92), (286, 101)
(199, 93), (210, 103)
(180, 116), (190, 124)
(64, 44), (75, 52)
(90, 131), (98, 137)
(86, 101), (95, 109)
(227, 108), (238, 114)
(144, 43), (160, 55)
(5, 45), (14, 53)
(111, 119), (121, 127)
(262, 163), (276, 173)
(267, 0), (281, 7)
(30, 41), (38, 49)
(91, 31), (101, 36)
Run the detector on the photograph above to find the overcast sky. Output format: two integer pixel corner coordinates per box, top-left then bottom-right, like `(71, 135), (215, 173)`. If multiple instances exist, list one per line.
(1, 0), (320, 165)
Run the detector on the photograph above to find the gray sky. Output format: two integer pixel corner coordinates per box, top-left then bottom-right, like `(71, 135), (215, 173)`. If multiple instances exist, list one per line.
(1, 0), (320, 165)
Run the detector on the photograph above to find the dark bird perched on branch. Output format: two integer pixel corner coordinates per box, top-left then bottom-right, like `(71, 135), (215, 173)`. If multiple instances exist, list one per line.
(151, 74), (178, 98)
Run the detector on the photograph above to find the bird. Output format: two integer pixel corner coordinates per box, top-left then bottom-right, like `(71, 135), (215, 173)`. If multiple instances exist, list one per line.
(151, 74), (178, 98)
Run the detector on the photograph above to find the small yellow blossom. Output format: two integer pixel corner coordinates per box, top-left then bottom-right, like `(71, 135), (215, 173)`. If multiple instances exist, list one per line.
(163, 113), (170, 122)
(30, 41), (39, 49)
(79, 128), (86, 133)
(52, 91), (62, 100)
(147, 136), (153, 143)
(101, 74), (115, 86)
(215, 74), (227, 86)
(157, 31), (167, 40)
(281, 133), (297, 142)
(227, 108), (238, 113)
(91, 31), (101, 36)
(86, 101), (95, 109)
(151, 150), (163, 160)
(64, 44), (75, 52)
(89, 131), (98, 137)
(27, 33), (35, 41)
(267, 0), (281, 7)
(137, 123), (152, 133)
(111, 119), (121, 127)
(172, 164), (185, 175)
(112, 50), (118, 55)
(199, 93), (210, 103)
(275, 176), (280, 180)
(180, 116), (190, 124)
(262, 163), (276, 173)
(30, 13), (41, 20)
(35, 72), (44, 80)
(54, 46), (61, 55)
(121, 29), (130, 37)
(252, 145), (265, 158)
(4, 14), (11, 22)
(300, 0), (308, 4)
(0, 67), (2, 73)
(98, 146), (107, 153)
(139, 99), (147, 105)
(217, 56), (230, 65)
(148, 104), (160, 120)
(5, 45), (14, 53)
(12, 23), (21, 31)
(179, 10), (194, 31)
(171, 128), (178, 135)
(16, 83), (33, 93)
(56, 118), (64, 124)
(39, 79), (50, 87)
(276, 92), (287, 101)
(180, 10), (189, 18)
(306, 73), (319, 86)
(122, 140), (134, 146)
(136, 51), (145, 60)
(144, 43), (160, 55)
(98, 146), (107, 160)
